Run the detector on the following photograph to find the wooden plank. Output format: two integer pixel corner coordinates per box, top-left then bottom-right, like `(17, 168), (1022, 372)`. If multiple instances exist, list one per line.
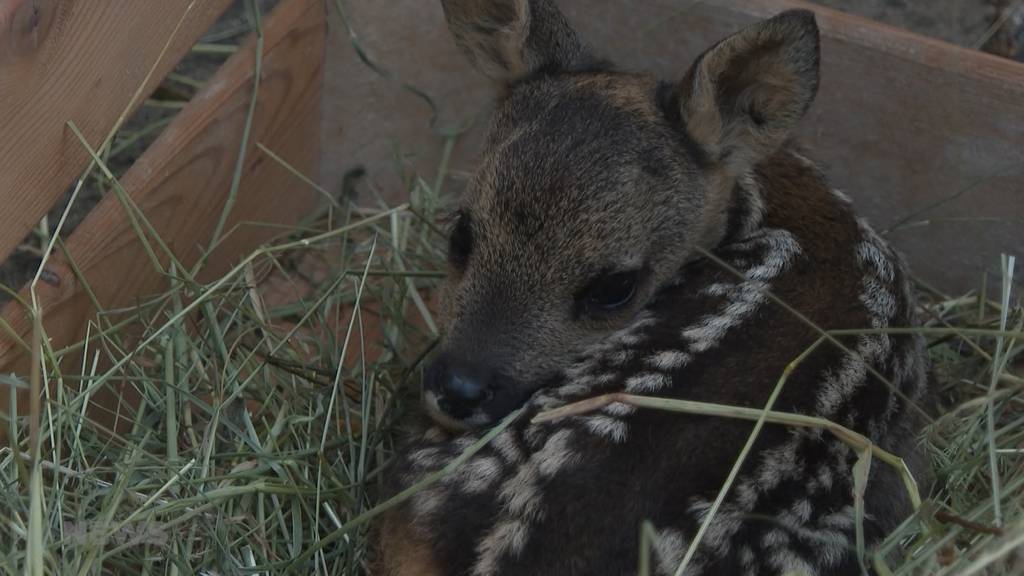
(0, 0), (234, 264)
(0, 0), (325, 421)
(651, 0), (1024, 294)
(320, 0), (1024, 292)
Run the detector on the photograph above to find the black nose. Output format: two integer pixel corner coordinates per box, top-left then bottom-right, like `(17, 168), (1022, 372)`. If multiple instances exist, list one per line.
(424, 355), (493, 419)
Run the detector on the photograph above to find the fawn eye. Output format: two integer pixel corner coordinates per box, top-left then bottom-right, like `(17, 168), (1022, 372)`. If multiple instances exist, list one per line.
(578, 270), (640, 314)
(448, 212), (473, 269)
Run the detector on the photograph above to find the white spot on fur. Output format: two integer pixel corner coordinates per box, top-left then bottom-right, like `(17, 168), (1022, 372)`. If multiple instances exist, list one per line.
(628, 314), (660, 331)
(473, 429), (584, 572)
(501, 464), (543, 520)
(792, 498), (813, 523)
(700, 282), (735, 297)
(815, 332), (891, 418)
(736, 482), (759, 509)
(848, 235), (901, 442)
(609, 349), (634, 366)
(762, 529), (791, 548)
(453, 437), (476, 451)
(860, 277), (897, 324)
(556, 383), (593, 398)
(603, 401), (637, 417)
(756, 438), (806, 488)
(536, 429), (581, 477)
(423, 426), (447, 443)
(816, 351), (868, 417)
(410, 446), (445, 470)
(810, 529), (851, 567)
(766, 548), (816, 576)
(450, 455), (504, 494)
(555, 313), (659, 397)
(831, 188), (853, 203)
(740, 545), (757, 572)
(473, 519), (531, 576)
(625, 372), (672, 393)
(412, 486), (446, 520)
(564, 361), (598, 380)
(682, 230), (802, 354)
(653, 527), (689, 576)
(689, 501), (742, 558)
(492, 430), (524, 464)
(790, 150), (818, 169)
(614, 334), (643, 346)
(736, 173), (767, 237)
(856, 239), (895, 284)
(815, 463), (835, 493)
(646, 350), (691, 371)
(819, 506), (856, 530)
(531, 393), (566, 412)
(764, 513), (851, 571)
(584, 415), (628, 443)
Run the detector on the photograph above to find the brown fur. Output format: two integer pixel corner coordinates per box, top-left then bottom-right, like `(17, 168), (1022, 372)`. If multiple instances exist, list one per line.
(424, 6), (821, 430)
(370, 3), (928, 575)
(681, 10), (820, 175)
(567, 73), (663, 123)
(372, 511), (443, 576)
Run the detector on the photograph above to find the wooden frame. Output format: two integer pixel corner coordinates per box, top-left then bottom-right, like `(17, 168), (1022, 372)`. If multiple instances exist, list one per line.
(0, 0), (325, 421)
(0, 0), (235, 264)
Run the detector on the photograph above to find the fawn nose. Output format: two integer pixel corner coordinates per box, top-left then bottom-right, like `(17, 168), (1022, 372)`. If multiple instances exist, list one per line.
(424, 355), (494, 420)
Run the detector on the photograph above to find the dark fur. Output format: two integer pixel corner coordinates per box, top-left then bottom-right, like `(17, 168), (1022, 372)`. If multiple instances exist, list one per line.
(373, 3), (930, 575)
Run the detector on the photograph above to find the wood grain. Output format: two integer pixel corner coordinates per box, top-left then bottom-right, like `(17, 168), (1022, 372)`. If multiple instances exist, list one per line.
(0, 0), (325, 429)
(0, 0), (233, 264)
(320, 0), (1024, 292)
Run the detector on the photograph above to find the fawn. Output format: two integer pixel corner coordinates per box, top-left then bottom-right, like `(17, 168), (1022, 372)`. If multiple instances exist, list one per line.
(374, 2), (930, 575)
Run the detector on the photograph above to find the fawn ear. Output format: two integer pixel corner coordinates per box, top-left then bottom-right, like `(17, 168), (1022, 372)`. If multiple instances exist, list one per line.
(441, 0), (591, 83)
(680, 10), (820, 175)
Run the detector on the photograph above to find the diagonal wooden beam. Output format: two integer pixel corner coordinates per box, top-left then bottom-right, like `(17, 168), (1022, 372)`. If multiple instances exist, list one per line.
(0, 0), (235, 264)
(0, 0), (326, 435)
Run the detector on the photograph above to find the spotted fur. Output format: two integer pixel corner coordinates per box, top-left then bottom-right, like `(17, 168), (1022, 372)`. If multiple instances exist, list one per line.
(372, 3), (929, 575)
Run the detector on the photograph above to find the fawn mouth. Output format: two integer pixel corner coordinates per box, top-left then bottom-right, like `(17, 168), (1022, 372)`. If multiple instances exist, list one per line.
(422, 390), (487, 432)
(421, 351), (542, 430)
(422, 383), (537, 431)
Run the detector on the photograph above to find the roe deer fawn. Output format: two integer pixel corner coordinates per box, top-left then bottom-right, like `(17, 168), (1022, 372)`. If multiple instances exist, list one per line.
(374, 3), (930, 575)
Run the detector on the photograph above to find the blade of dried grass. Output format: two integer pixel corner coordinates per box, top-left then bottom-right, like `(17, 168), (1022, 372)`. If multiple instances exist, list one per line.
(985, 255), (1016, 528)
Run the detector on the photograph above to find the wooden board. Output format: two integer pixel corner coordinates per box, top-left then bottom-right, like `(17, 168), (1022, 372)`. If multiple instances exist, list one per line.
(0, 0), (325, 420)
(319, 0), (1024, 293)
(0, 0), (234, 264)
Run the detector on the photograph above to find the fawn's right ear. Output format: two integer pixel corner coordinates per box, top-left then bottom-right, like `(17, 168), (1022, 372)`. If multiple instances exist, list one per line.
(679, 10), (820, 177)
(441, 0), (591, 84)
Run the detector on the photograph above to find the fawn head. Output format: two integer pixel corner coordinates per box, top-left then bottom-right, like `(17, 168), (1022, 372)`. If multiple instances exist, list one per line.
(424, 0), (821, 429)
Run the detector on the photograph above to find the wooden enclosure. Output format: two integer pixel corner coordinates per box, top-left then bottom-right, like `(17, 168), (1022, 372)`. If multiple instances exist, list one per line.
(0, 1), (1022, 423)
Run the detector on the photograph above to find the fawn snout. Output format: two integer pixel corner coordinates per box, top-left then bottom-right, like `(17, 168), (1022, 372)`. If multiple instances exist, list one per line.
(422, 353), (531, 430)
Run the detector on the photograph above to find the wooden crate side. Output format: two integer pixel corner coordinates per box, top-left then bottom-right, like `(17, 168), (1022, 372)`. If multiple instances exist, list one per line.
(320, 0), (1024, 292)
(0, 0), (234, 264)
(0, 0), (325, 424)
(689, 0), (1024, 293)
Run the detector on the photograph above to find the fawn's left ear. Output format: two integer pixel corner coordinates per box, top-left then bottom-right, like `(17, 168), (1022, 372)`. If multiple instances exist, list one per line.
(680, 10), (820, 176)
(441, 0), (592, 84)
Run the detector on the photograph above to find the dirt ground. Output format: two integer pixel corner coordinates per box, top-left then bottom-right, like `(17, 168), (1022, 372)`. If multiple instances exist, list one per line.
(0, 0), (1020, 304)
